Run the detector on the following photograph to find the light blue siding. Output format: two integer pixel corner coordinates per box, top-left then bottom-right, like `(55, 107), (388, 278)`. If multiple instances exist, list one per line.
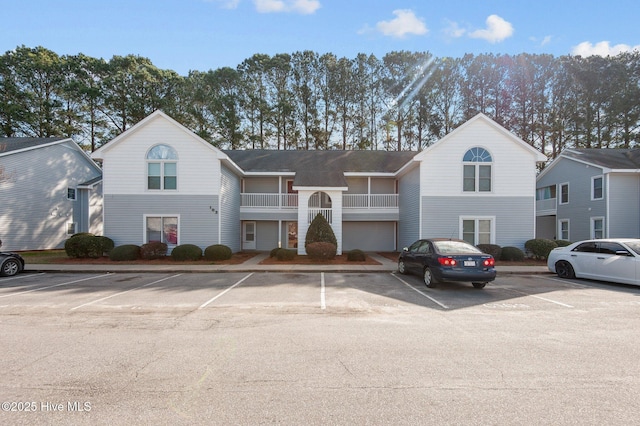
(103, 194), (219, 250)
(422, 196), (535, 249)
(398, 167), (420, 249)
(343, 222), (395, 251)
(0, 141), (102, 250)
(609, 174), (640, 238)
(221, 166), (241, 252)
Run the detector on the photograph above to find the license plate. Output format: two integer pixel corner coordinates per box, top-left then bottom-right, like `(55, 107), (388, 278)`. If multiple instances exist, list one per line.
(464, 260), (476, 267)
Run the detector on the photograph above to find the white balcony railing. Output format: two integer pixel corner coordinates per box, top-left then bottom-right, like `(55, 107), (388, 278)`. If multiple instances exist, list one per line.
(309, 208), (332, 224)
(343, 194), (398, 209)
(240, 193), (399, 209)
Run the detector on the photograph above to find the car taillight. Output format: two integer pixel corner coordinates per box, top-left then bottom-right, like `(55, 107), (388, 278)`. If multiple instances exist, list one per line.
(438, 257), (457, 266)
(483, 258), (495, 267)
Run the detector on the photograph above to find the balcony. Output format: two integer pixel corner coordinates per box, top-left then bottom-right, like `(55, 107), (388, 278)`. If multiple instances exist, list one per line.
(536, 198), (557, 216)
(240, 193), (398, 210)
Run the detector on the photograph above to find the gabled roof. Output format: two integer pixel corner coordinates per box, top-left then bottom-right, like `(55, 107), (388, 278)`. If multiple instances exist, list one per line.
(224, 149), (416, 187)
(560, 148), (640, 170)
(414, 113), (547, 162)
(537, 147), (640, 180)
(0, 137), (69, 156)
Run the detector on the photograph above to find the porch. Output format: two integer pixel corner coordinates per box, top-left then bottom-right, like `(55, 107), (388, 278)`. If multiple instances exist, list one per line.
(240, 193), (399, 210)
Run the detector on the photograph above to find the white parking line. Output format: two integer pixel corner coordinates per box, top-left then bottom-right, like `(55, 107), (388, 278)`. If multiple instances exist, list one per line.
(0, 273), (112, 299)
(391, 273), (449, 309)
(320, 272), (326, 310)
(503, 288), (574, 308)
(0, 272), (45, 283)
(70, 274), (183, 311)
(198, 273), (253, 309)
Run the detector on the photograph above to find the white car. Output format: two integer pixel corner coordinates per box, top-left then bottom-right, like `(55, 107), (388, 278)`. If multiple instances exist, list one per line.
(547, 238), (640, 286)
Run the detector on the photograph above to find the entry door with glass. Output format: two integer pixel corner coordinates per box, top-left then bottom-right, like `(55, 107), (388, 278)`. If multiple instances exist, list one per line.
(243, 221), (256, 250)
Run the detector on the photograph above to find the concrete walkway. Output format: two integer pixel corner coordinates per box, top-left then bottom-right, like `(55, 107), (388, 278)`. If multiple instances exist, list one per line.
(24, 252), (551, 275)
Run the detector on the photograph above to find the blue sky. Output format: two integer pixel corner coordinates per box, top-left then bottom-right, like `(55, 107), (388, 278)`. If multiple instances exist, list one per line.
(2, 0), (639, 76)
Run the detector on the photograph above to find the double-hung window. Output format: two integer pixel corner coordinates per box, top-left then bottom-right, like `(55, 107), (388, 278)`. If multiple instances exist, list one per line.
(461, 217), (494, 245)
(592, 176), (603, 200)
(146, 215), (179, 245)
(147, 144), (177, 190)
(463, 147), (492, 192)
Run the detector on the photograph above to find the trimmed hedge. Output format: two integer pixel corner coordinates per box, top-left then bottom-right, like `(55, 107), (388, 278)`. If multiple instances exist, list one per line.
(476, 244), (502, 259)
(555, 240), (573, 247)
(204, 244), (233, 261)
(140, 241), (168, 260)
(65, 234), (114, 258)
(305, 213), (337, 247)
(501, 246), (525, 261)
(306, 242), (337, 260)
(171, 244), (202, 261)
(525, 239), (558, 260)
(347, 249), (366, 261)
(271, 248), (296, 261)
(109, 244), (141, 261)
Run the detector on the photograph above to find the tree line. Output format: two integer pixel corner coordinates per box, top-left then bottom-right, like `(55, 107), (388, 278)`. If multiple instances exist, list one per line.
(1, 45), (639, 158)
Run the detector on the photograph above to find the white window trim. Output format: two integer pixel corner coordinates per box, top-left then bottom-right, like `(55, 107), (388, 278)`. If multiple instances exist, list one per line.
(462, 164), (493, 194)
(66, 222), (77, 235)
(459, 216), (496, 245)
(590, 216), (605, 239)
(558, 219), (570, 241)
(558, 182), (570, 205)
(143, 214), (180, 246)
(67, 187), (77, 201)
(146, 161), (179, 192)
(591, 175), (604, 200)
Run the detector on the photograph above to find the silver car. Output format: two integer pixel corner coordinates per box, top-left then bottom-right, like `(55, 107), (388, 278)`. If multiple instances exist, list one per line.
(547, 238), (640, 286)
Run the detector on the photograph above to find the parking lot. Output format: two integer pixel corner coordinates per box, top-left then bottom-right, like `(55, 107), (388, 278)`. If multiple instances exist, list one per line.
(1, 271), (640, 425)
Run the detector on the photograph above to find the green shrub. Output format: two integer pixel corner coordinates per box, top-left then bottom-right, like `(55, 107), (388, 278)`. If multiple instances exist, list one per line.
(476, 244), (502, 259)
(109, 244), (141, 261)
(270, 247), (281, 258)
(347, 249), (366, 261)
(140, 241), (168, 260)
(204, 244), (232, 261)
(555, 240), (573, 247)
(96, 236), (114, 255)
(306, 242), (337, 260)
(70, 232), (94, 238)
(274, 248), (296, 261)
(171, 244), (202, 261)
(525, 239), (558, 260)
(305, 213), (337, 247)
(501, 246), (525, 261)
(64, 234), (102, 258)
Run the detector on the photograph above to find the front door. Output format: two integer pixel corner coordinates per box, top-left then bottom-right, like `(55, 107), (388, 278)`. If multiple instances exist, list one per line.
(243, 221), (256, 250)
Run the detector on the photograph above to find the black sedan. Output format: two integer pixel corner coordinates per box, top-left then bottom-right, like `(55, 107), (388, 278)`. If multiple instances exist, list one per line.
(398, 238), (496, 289)
(0, 240), (25, 277)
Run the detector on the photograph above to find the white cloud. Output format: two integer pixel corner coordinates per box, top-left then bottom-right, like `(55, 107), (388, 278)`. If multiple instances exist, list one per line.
(254, 0), (320, 14)
(375, 9), (428, 38)
(468, 14), (514, 43)
(442, 19), (465, 38)
(572, 41), (640, 57)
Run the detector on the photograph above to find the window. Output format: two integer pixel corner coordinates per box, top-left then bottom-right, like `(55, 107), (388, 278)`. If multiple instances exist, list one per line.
(536, 185), (556, 200)
(559, 183), (569, 204)
(558, 219), (570, 241)
(461, 217), (494, 245)
(145, 216), (179, 245)
(592, 176), (603, 200)
(66, 222), (77, 235)
(146, 144), (177, 190)
(67, 187), (77, 200)
(463, 147), (492, 192)
(591, 217), (604, 239)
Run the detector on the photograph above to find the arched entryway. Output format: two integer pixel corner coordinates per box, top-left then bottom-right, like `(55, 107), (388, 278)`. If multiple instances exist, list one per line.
(308, 191), (332, 224)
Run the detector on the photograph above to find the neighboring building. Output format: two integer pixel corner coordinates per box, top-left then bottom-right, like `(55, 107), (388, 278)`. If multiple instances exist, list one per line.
(0, 137), (103, 251)
(536, 148), (640, 242)
(92, 111), (546, 254)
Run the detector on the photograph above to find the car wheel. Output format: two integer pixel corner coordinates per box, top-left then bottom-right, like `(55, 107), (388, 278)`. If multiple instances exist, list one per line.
(1, 259), (21, 277)
(423, 267), (437, 288)
(398, 260), (407, 274)
(555, 260), (575, 279)
(472, 282), (487, 289)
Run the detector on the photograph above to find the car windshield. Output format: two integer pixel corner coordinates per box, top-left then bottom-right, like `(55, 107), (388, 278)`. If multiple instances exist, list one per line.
(624, 241), (640, 255)
(433, 241), (482, 255)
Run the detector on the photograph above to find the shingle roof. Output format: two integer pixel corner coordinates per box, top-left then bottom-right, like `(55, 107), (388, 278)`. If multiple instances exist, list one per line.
(0, 137), (68, 155)
(224, 149), (417, 187)
(563, 148), (640, 169)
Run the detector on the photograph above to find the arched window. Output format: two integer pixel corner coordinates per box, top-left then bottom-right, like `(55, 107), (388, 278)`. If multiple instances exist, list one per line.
(146, 144), (177, 190)
(463, 147), (492, 192)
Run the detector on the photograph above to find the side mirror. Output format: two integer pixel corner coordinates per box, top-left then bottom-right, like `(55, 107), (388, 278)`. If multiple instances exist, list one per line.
(616, 250), (632, 257)
(402, 247), (408, 252)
